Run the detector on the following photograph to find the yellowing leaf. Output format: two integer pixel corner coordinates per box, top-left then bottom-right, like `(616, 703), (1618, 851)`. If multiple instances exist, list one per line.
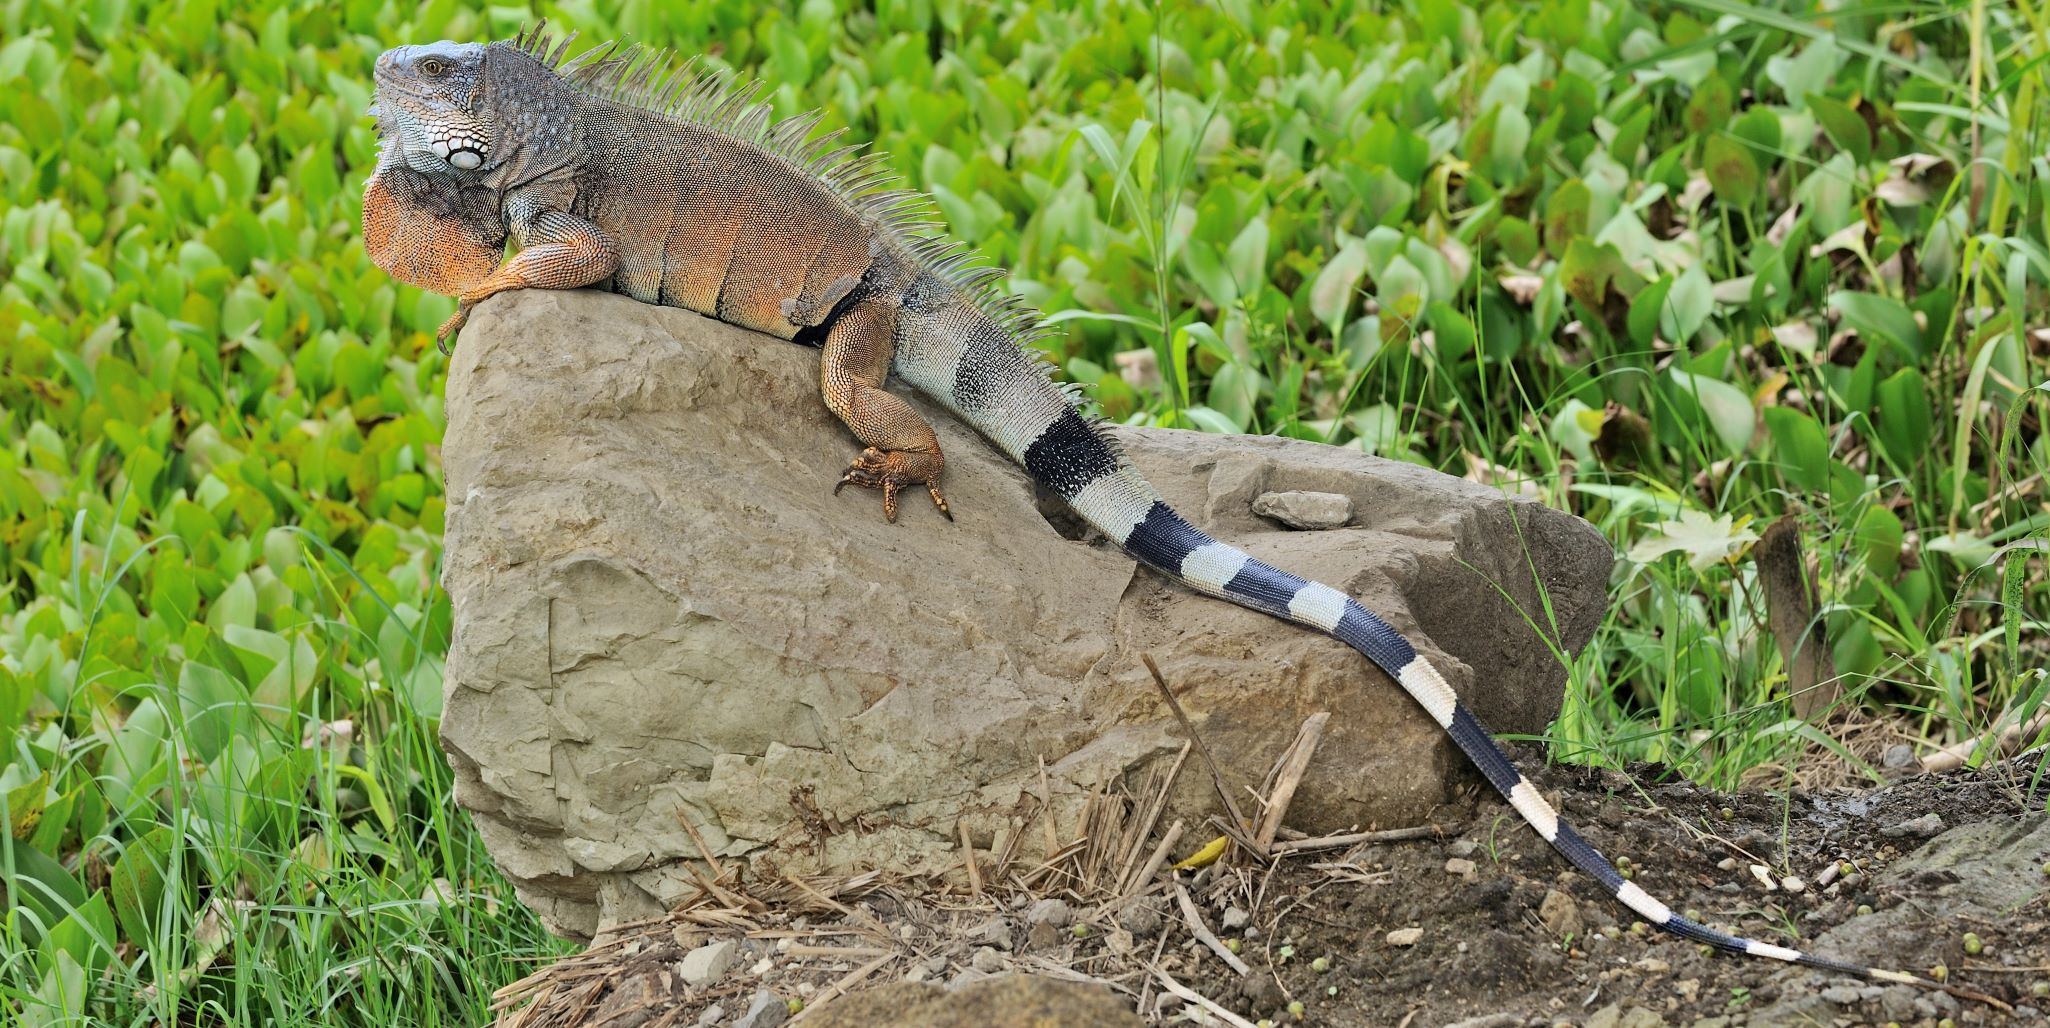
(1174, 835), (1229, 870)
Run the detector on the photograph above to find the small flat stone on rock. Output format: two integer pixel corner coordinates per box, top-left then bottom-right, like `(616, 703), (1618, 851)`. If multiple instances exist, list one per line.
(1444, 857), (1477, 876)
(1220, 906), (1250, 930)
(1882, 743), (1917, 769)
(732, 989), (789, 1028)
(680, 939), (738, 987)
(1819, 985), (1862, 1005)
(1882, 812), (1946, 838)
(1252, 490), (1354, 530)
(1386, 927), (1423, 946)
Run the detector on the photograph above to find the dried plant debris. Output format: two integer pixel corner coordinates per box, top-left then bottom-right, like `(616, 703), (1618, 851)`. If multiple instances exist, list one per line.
(492, 747), (2046, 1026)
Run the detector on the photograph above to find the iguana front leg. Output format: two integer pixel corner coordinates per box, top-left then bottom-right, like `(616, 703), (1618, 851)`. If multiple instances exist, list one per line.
(821, 292), (950, 522)
(436, 209), (619, 348)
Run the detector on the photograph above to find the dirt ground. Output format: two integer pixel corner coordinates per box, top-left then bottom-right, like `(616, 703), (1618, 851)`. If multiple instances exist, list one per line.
(493, 751), (2050, 1028)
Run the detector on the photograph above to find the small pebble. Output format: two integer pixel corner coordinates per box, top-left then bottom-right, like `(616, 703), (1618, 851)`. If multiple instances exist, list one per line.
(1781, 875), (1805, 893)
(680, 940), (738, 987)
(965, 916), (1012, 950)
(1117, 897), (1163, 936)
(1538, 889), (1582, 938)
(1025, 897), (1072, 927)
(1444, 857), (1477, 876)
(695, 1004), (726, 1027)
(732, 989), (788, 1028)
(1448, 839), (1479, 858)
(1880, 813), (1945, 839)
(1386, 927), (1423, 946)
(1221, 906), (1251, 930)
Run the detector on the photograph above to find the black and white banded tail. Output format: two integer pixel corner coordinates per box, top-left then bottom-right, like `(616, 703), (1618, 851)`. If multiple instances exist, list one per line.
(937, 395), (1988, 1003)
(878, 207), (1998, 1007)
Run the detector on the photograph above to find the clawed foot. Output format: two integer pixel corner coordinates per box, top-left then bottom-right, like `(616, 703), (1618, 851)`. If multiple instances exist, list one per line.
(834, 447), (951, 522)
(435, 300), (477, 355)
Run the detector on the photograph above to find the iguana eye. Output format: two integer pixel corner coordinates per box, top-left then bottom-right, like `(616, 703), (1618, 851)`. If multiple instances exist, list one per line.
(419, 56), (448, 76)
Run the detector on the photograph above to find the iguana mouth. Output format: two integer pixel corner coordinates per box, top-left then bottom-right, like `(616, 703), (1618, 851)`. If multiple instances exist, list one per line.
(433, 134), (486, 169)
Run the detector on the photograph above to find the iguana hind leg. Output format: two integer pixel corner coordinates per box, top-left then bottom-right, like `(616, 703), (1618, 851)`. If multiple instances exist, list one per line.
(821, 293), (950, 522)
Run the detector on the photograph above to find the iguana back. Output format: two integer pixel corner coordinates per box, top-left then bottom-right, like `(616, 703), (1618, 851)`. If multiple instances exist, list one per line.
(362, 26), (1998, 1009)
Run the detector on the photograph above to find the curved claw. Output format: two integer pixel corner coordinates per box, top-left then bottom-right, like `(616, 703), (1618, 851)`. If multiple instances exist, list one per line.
(834, 447), (949, 523)
(436, 301), (475, 355)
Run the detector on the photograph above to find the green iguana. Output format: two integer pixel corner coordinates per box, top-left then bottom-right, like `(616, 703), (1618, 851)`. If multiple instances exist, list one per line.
(363, 26), (1998, 1007)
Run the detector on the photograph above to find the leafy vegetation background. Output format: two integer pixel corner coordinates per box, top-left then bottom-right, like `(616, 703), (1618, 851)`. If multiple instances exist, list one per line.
(0, 0), (2044, 1022)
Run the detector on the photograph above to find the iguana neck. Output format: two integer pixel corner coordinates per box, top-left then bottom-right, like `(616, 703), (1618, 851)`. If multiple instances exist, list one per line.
(475, 41), (590, 192)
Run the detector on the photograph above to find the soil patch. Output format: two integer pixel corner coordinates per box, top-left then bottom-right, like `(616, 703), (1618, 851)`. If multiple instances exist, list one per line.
(493, 752), (2050, 1027)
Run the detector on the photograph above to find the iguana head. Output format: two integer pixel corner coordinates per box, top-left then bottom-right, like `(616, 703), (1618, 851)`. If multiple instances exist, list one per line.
(372, 42), (493, 175)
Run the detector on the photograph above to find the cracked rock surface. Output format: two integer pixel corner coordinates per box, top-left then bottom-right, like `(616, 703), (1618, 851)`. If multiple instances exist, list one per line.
(439, 288), (1612, 939)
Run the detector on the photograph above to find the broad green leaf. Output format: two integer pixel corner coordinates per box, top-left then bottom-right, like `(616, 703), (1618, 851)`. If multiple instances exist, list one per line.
(1668, 368), (1755, 455)
(1808, 94), (1872, 165)
(1628, 275), (1672, 348)
(1, 842), (87, 949)
(1829, 291), (1923, 360)
(1875, 367), (1934, 467)
(109, 827), (177, 948)
(1731, 106), (1783, 155)
(37, 891), (115, 981)
(1662, 265), (1714, 344)
(1762, 407), (1831, 492)
(175, 661), (250, 762)
(1703, 134), (1760, 209)
(1225, 216), (1269, 297)
(1310, 239), (1370, 337)
(1854, 505), (1905, 580)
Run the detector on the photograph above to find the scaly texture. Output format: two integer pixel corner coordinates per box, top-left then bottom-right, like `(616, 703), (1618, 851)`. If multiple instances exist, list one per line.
(363, 25), (1999, 1008)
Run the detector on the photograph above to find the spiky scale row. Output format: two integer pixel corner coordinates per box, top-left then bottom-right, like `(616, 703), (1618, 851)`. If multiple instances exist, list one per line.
(370, 26), (2007, 1012)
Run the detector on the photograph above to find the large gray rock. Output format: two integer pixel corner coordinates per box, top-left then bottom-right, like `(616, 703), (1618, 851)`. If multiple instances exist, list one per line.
(438, 289), (1612, 939)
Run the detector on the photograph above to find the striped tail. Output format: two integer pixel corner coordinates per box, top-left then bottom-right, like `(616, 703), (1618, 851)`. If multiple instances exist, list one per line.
(993, 407), (1995, 1005)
